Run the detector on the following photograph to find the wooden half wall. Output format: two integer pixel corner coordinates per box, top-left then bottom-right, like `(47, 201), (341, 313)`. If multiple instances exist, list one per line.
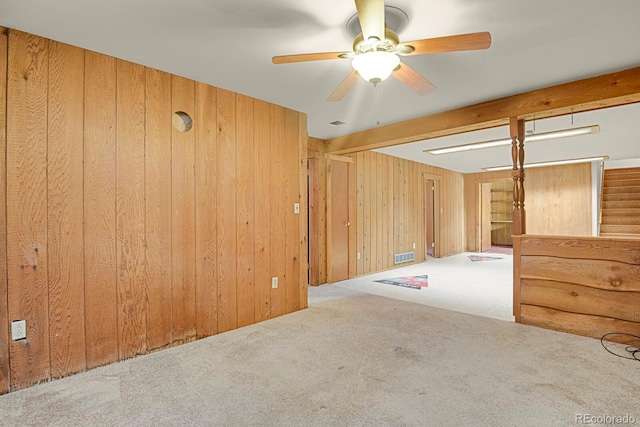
(464, 163), (592, 251)
(0, 28), (308, 394)
(513, 235), (640, 343)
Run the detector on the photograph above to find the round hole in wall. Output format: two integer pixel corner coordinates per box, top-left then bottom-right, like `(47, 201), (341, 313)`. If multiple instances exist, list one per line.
(172, 111), (193, 132)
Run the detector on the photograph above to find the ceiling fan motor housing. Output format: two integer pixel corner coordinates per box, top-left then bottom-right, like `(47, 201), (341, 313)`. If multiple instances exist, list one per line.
(353, 28), (400, 54)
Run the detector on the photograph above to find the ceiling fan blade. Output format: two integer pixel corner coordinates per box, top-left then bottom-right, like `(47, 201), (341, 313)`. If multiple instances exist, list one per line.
(355, 0), (385, 42)
(272, 51), (350, 64)
(400, 31), (492, 56)
(392, 63), (436, 96)
(327, 70), (360, 102)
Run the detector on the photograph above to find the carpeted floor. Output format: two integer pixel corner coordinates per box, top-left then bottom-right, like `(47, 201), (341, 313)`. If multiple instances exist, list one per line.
(0, 256), (638, 426)
(331, 252), (514, 322)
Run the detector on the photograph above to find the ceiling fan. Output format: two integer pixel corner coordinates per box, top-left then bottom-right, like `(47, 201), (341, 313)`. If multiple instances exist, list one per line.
(272, 0), (491, 102)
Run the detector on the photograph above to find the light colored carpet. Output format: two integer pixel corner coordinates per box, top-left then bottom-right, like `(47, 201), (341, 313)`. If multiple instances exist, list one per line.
(1, 281), (638, 426)
(332, 252), (514, 322)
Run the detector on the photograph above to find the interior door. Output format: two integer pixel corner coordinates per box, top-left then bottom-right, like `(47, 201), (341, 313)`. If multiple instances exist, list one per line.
(328, 159), (350, 282)
(480, 183), (492, 252)
(425, 179), (435, 256)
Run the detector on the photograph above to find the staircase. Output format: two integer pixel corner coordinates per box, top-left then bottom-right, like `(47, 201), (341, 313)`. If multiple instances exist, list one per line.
(600, 167), (640, 237)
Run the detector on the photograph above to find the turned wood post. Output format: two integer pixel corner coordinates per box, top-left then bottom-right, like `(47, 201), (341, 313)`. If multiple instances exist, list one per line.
(510, 117), (526, 235)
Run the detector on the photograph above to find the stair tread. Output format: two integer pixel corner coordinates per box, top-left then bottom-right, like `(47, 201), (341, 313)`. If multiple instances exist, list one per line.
(603, 179), (640, 187)
(604, 167), (640, 175)
(599, 232), (640, 239)
(600, 224), (640, 233)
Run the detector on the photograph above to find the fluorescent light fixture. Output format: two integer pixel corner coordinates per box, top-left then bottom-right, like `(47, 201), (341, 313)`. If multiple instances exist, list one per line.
(425, 125), (600, 155)
(482, 155), (609, 172)
(352, 51), (400, 84)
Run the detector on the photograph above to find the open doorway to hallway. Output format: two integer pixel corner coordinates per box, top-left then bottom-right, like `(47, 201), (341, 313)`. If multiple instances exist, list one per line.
(480, 180), (513, 255)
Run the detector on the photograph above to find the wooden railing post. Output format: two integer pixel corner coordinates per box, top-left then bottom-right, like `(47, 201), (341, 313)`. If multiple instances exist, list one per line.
(510, 117), (526, 235)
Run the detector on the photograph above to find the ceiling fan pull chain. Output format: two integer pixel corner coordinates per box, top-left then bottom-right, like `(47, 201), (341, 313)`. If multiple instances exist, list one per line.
(375, 83), (381, 126)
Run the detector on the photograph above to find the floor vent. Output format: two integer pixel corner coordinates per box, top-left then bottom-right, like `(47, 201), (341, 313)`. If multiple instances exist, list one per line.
(394, 251), (415, 264)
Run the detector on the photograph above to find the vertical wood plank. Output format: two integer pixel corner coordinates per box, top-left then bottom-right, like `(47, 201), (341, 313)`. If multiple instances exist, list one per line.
(308, 157), (319, 286)
(387, 156), (395, 265)
(194, 82), (218, 338)
(355, 152), (364, 276)
(47, 40), (86, 378)
(348, 159), (357, 279)
(369, 153), (378, 272)
(299, 113), (309, 308)
(216, 89), (237, 332)
(84, 51), (118, 368)
(0, 27), (9, 395)
(254, 99), (271, 321)
(6, 30), (50, 389)
(362, 151), (371, 274)
(116, 59), (147, 359)
(284, 108), (300, 313)
(382, 156), (391, 269)
(270, 104), (286, 317)
(375, 154), (384, 270)
(236, 94), (256, 326)
(145, 68), (172, 350)
(317, 153), (327, 284)
(171, 75), (196, 343)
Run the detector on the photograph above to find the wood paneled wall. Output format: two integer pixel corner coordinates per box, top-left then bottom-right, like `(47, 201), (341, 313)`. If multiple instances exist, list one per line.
(0, 28), (308, 394)
(514, 235), (640, 344)
(464, 163), (592, 251)
(346, 152), (465, 278)
(308, 138), (328, 285)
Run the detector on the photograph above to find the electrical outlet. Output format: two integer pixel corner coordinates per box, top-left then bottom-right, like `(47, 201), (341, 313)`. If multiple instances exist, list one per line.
(11, 320), (27, 341)
(271, 277), (278, 289)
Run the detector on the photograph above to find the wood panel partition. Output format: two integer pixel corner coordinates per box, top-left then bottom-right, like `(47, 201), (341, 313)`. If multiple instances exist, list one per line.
(346, 152), (465, 278)
(513, 235), (640, 343)
(464, 164), (592, 252)
(1, 28), (308, 393)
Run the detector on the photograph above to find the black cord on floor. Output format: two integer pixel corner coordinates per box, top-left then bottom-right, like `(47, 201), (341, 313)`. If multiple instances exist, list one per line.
(600, 333), (640, 361)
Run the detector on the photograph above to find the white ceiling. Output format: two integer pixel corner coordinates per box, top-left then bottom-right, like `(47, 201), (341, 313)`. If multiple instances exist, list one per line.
(1, 0), (639, 172)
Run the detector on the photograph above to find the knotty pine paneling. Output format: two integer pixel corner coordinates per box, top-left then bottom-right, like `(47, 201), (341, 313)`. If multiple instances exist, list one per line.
(333, 151), (465, 279)
(216, 88), (238, 333)
(116, 59), (147, 360)
(464, 164), (592, 251)
(298, 115), (309, 309)
(0, 27), (8, 395)
(270, 104), (287, 318)
(236, 94), (256, 328)
(84, 51), (118, 369)
(7, 29), (51, 390)
(285, 108), (301, 313)
(145, 68), (173, 350)
(307, 139), (328, 286)
(47, 40), (86, 378)
(194, 82), (218, 338)
(1, 28), (308, 393)
(254, 99), (272, 320)
(171, 75), (197, 343)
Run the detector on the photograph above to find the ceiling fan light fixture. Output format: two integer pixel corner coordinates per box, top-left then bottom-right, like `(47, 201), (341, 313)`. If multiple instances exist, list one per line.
(352, 51), (400, 84)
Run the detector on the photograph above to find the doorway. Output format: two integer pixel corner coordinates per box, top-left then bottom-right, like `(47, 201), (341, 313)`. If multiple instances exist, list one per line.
(327, 158), (351, 282)
(424, 176), (439, 258)
(479, 180), (513, 253)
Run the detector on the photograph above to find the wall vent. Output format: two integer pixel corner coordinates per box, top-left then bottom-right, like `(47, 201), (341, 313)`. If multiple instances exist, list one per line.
(394, 251), (415, 264)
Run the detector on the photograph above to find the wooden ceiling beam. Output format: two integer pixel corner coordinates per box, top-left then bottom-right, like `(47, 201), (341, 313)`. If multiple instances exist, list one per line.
(326, 66), (640, 154)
